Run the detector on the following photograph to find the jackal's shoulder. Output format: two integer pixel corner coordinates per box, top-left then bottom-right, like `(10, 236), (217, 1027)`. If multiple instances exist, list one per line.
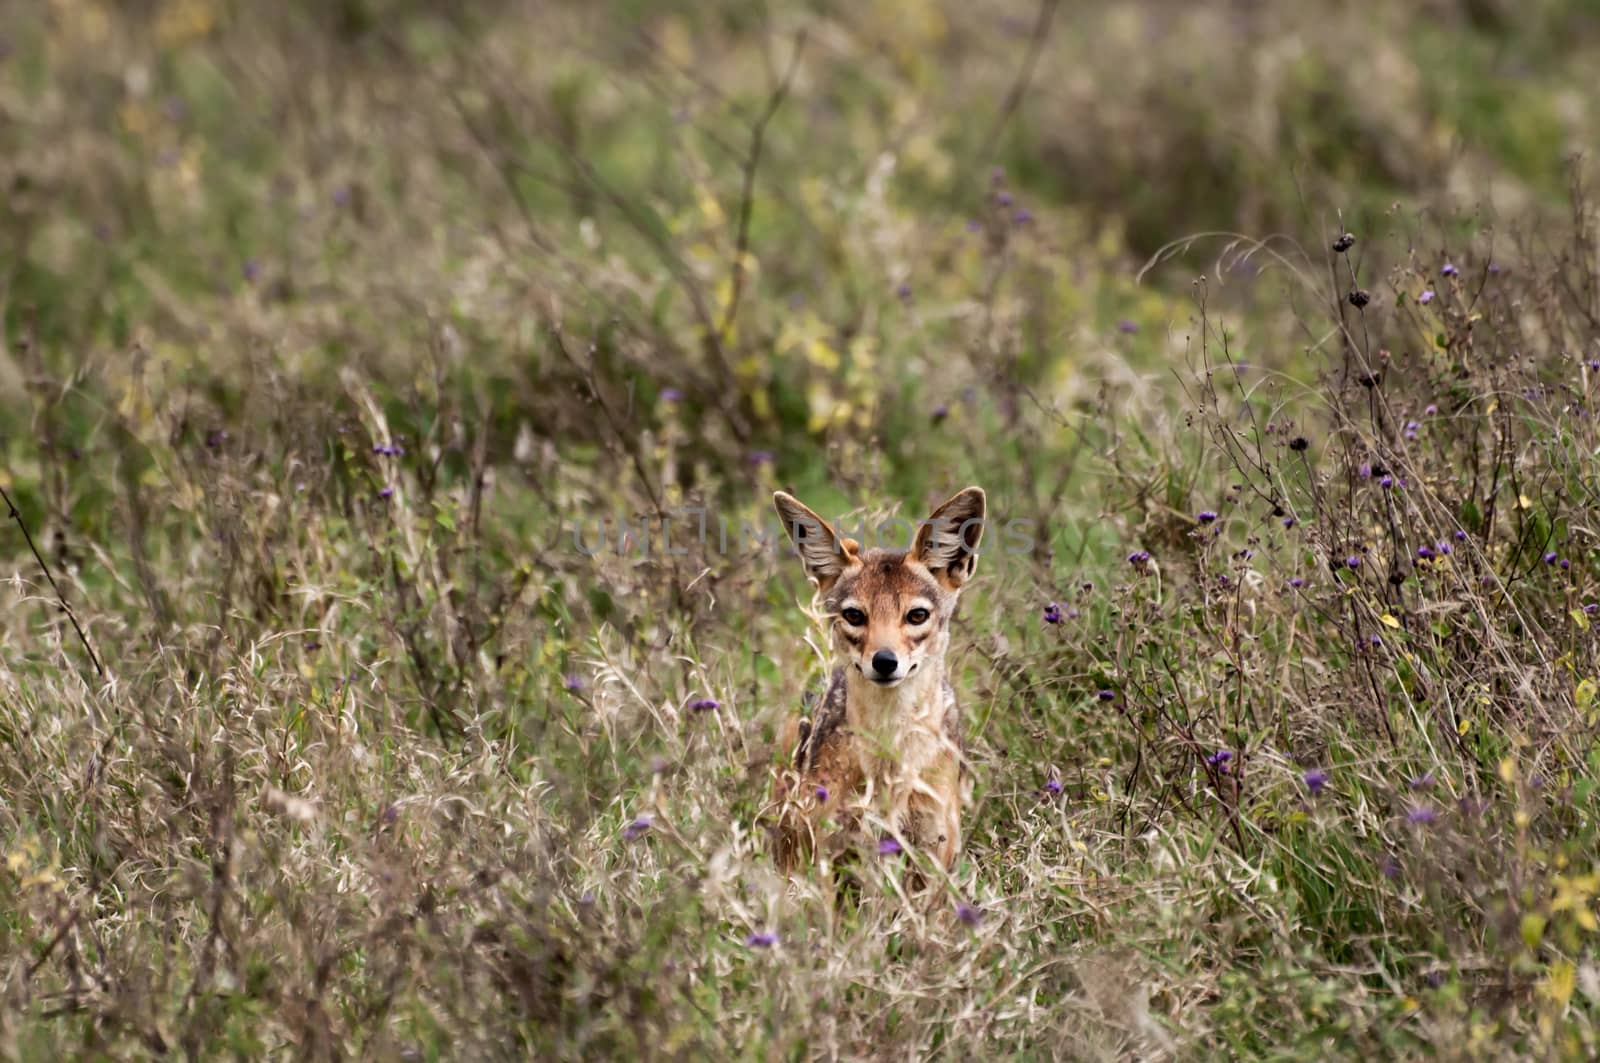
(792, 667), (848, 772)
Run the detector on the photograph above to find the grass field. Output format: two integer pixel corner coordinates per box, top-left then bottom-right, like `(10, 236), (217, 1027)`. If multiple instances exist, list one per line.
(6, 0), (1600, 1057)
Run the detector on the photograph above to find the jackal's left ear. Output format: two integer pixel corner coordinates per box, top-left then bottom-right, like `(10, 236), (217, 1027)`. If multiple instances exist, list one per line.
(914, 486), (986, 589)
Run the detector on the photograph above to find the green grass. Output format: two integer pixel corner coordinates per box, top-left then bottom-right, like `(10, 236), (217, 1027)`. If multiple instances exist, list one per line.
(5, 0), (1600, 1057)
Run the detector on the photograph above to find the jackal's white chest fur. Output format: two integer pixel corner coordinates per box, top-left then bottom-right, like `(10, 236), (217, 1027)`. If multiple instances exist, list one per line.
(845, 668), (960, 816)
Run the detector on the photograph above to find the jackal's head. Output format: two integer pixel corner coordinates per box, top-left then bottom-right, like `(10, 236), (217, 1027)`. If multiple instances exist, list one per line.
(773, 487), (986, 687)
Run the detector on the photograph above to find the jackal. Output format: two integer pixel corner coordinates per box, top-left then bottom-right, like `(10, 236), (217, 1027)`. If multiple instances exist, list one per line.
(767, 486), (985, 873)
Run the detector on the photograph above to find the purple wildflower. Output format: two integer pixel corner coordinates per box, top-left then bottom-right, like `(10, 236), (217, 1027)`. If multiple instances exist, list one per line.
(623, 815), (652, 840)
(1043, 603), (1063, 624)
(243, 259), (260, 282)
(896, 282), (913, 301)
(1127, 550), (1151, 566)
(1409, 773), (1435, 790)
(932, 403), (950, 421)
(1197, 510), (1218, 524)
(379, 486), (394, 499)
(1407, 805), (1437, 825)
(956, 902), (983, 927)
(1418, 289), (1435, 305)
(996, 191), (1014, 207)
(814, 785), (829, 802)
(660, 387), (684, 402)
(1304, 769), (1329, 796)
(1013, 208), (1033, 224)
(1416, 546), (1435, 561)
(563, 673), (585, 692)
(1455, 530), (1468, 541)
(689, 697), (720, 712)
(1379, 475), (1395, 489)
(1044, 778), (1064, 795)
(1545, 551), (1559, 565)
(1205, 749), (1233, 769)
(745, 931), (778, 948)
(1441, 263), (1459, 277)
(1289, 577), (1305, 588)
(1118, 320), (1139, 334)
(877, 836), (903, 856)
(1345, 555), (1362, 569)
(1096, 689), (1116, 701)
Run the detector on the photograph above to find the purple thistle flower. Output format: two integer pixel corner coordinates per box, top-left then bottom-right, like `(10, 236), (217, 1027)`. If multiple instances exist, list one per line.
(1585, 603), (1599, 615)
(1013, 208), (1033, 224)
(1418, 289), (1435, 305)
(1425, 404), (1438, 416)
(1369, 634), (1382, 646)
(932, 403), (950, 421)
(1381, 855), (1402, 879)
(1407, 805), (1437, 825)
(956, 902), (983, 927)
(1066, 607), (1080, 619)
(563, 673), (585, 692)
(379, 486), (395, 499)
(1358, 462), (1372, 479)
(689, 697), (720, 712)
(814, 785), (829, 802)
(1561, 558), (1572, 570)
(1289, 577), (1305, 588)
(1205, 749), (1233, 769)
(1410, 773), (1435, 789)
(996, 191), (1014, 207)
(1043, 778), (1064, 795)
(1440, 263), (1459, 277)
(1127, 550), (1151, 566)
(1345, 555), (1362, 569)
(1304, 769), (1329, 796)
(1283, 517), (1296, 529)
(1096, 689), (1116, 701)
(877, 836), (903, 856)
(1545, 551), (1559, 565)
(623, 815), (652, 840)
(1379, 475), (1395, 489)
(1455, 530), (1468, 541)
(1416, 546), (1435, 561)
(1436, 540), (1452, 555)
(1043, 603), (1063, 624)
(1197, 510), (1218, 524)
(745, 931), (778, 948)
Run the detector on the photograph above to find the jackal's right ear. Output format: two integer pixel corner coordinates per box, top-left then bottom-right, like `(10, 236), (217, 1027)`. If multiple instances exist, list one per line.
(773, 491), (858, 593)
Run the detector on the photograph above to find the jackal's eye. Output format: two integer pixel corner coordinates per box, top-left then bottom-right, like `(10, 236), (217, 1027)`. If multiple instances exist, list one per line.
(840, 608), (867, 626)
(905, 608), (931, 625)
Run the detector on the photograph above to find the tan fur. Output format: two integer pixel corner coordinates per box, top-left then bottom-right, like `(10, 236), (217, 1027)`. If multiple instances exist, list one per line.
(766, 487), (985, 874)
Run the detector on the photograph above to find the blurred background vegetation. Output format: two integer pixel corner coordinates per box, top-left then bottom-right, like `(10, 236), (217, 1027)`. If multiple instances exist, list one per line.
(6, 0), (1600, 1057)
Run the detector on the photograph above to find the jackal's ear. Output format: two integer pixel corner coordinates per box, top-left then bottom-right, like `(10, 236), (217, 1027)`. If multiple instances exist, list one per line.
(774, 491), (858, 592)
(913, 486), (986, 589)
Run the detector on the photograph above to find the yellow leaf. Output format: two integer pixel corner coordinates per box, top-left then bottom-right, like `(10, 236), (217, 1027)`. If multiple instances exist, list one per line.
(1380, 613), (1401, 629)
(1579, 679), (1597, 714)
(1519, 494), (1533, 510)
(1457, 717), (1473, 737)
(1544, 961), (1576, 1008)
(1523, 913), (1548, 949)
(1499, 757), (1518, 784)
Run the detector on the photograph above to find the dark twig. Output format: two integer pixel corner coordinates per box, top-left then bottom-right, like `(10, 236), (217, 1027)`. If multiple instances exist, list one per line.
(718, 30), (807, 343)
(973, 0), (1061, 169)
(1, 483), (104, 679)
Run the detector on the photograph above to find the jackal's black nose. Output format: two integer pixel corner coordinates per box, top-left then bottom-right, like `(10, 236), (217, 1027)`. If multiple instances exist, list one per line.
(871, 650), (899, 677)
